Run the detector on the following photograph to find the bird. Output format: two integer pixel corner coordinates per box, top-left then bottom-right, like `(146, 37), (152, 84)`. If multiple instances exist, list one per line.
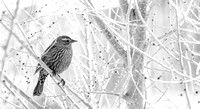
(33, 35), (77, 96)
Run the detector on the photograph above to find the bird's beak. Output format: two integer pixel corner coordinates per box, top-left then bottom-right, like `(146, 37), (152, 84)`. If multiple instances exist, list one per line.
(71, 39), (77, 43)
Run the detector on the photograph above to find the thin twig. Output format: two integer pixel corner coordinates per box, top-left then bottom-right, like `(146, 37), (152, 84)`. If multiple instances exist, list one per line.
(0, 0), (35, 108)
(0, 97), (20, 108)
(3, 75), (44, 109)
(2, 80), (29, 109)
(0, 0), (20, 77)
(175, 1), (192, 108)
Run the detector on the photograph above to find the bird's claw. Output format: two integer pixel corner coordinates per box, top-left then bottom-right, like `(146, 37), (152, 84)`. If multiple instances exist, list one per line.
(58, 78), (65, 86)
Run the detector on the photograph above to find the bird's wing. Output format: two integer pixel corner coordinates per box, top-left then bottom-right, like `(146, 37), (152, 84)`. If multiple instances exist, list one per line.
(35, 39), (56, 74)
(34, 64), (42, 74)
(34, 54), (48, 75)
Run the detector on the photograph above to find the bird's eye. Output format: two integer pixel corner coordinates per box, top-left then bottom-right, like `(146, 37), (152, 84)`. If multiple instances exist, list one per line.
(65, 39), (70, 42)
(62, 37), (70, 42)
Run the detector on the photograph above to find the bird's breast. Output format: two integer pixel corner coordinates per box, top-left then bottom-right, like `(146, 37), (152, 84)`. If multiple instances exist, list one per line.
(55, 47), (73, 74)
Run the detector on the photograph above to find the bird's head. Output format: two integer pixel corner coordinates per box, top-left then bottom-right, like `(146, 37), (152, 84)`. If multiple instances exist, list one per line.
(56, 35), (77, 47)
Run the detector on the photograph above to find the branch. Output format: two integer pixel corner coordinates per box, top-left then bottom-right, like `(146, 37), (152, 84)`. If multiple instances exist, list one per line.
(0, 1), (39, 108)
(175, 2), (192, 108)
(122, 0), (147, 108)
(85, 0), (128, 65)
(3, 75), (43, 109)
(0, 0), (20, 77)
(92, 16), (128, 62)
(119, 0), (129, 18)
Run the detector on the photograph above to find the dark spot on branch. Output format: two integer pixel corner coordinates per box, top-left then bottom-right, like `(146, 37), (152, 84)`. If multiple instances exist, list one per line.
(125, 92), (129, 96)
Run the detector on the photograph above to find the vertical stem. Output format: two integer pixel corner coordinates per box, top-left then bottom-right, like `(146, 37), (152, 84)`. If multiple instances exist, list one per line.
(175, 0), (192, 108)
(123, 0), (148, 109)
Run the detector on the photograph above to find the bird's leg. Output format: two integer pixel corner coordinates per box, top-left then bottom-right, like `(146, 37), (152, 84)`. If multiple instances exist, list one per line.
(57, 74), (65, 86)
(50, 72), (65, 86)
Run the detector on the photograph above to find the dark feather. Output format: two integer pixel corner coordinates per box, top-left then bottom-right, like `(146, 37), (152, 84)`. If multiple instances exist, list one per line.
(33, 36), (76, 96)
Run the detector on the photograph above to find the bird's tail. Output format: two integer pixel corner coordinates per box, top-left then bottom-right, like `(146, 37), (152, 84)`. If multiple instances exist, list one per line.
(33, 70), (48, 96)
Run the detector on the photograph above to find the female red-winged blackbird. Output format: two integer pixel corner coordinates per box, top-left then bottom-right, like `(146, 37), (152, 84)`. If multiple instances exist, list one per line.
(33, 36), (77, 96)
